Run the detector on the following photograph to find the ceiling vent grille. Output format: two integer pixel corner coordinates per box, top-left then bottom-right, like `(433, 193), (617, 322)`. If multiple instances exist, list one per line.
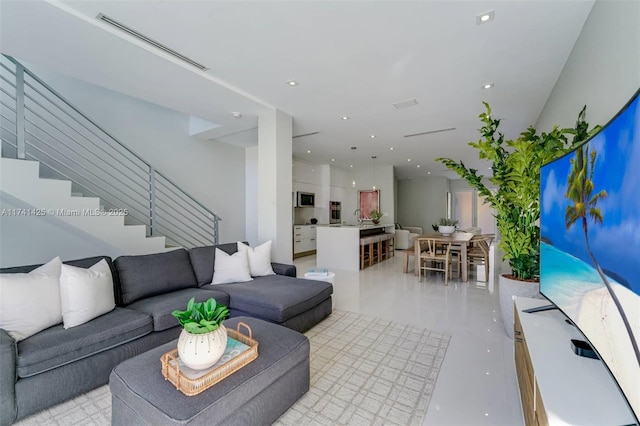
(96, 13), (209, 71)
(293, 131), (320, 139)
(393, 98), (419, 109)
(404, 127), (456, 138)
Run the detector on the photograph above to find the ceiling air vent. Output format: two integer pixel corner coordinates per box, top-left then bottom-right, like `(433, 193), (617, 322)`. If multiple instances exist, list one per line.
(404, 127), (456, 138)
(293, 132), (320, 139)
(393, 98), (419, 109)
(96, 13), (209, 71)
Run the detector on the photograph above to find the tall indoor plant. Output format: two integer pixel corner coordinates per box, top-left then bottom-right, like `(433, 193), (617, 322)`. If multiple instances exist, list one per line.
(436, 103), (599, 336)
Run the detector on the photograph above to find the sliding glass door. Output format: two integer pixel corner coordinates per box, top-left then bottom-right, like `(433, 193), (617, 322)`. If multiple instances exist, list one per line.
(476, 194), (496, 235)
(452, 189), (496, 235)
(453, 189), (474, 229)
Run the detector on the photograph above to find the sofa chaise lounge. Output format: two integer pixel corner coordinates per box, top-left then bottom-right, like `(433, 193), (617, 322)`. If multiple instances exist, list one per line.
(0, 242), (333, 425)
(394, 226), (423, 250)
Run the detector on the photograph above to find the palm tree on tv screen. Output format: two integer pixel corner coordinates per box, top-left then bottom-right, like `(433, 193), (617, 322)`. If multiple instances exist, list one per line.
(565, 143), (640, 366)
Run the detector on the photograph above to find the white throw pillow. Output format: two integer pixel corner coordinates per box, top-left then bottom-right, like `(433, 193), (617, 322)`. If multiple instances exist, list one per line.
(211, 248), (253, 284)
(60, 259), (116, 329)
(0, 257), (62, 341)
(237, 241), (275, 277)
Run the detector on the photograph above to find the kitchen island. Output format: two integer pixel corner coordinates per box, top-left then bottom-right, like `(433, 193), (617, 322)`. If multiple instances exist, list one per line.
(316, 223), (395, 271)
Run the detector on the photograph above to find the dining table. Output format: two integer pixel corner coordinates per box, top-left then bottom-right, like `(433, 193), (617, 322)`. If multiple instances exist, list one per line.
(413, 232), (475, 282)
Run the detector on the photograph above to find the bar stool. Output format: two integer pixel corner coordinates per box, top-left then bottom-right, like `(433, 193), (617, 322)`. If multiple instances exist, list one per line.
(360, 235), (381, 269)
(386, 233), (395, 258)
(379, 233), (394, 260)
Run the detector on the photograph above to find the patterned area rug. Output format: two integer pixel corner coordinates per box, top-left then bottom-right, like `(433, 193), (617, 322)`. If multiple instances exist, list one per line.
(15, 310), (450, 426)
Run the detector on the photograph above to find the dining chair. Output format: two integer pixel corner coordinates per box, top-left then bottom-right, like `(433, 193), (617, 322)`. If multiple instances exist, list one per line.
(418, 238), (453, 285)
(468, 234), (494, 282)
(449, 232), (474, 278)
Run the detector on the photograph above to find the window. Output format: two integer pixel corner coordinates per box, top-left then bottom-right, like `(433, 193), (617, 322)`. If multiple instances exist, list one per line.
(452, 188), (496, 234)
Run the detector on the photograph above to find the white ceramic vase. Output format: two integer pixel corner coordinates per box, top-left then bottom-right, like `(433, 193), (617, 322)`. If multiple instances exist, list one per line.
(438, 225), (456, 236)
(498, 275), (541, 339)
(177, 325), (227, 370)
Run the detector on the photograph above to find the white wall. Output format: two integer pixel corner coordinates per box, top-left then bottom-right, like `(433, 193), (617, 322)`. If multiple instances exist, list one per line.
(396, 176), (450, 232)
(536, 0), (640, 131)
(20, 61), (247, 245)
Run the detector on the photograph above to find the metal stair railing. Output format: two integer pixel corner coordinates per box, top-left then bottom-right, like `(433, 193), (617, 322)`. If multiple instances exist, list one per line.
(0, 55), (220, 247)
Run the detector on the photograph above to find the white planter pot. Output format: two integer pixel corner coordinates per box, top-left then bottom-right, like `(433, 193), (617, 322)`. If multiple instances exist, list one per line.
(177, 325), (227, 370)
(498, 275), (541, 339)
(438, 225), (456, 236)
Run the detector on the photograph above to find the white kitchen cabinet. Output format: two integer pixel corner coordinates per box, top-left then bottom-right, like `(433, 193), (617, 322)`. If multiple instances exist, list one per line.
(293, 225), (317, 257)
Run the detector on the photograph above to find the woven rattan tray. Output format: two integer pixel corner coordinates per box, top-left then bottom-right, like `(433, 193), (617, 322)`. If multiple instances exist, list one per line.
(161, 322), (258, 396)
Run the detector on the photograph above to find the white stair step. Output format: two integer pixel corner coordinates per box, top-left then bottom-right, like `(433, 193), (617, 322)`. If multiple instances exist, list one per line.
(0, 158), (40, 181)
(1, 157), (168, 256)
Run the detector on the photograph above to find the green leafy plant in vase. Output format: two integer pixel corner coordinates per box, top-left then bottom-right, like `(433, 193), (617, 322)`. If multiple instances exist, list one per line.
(172, 297), (230, 370)
(436, 103), (598, 281)
(369, 209), (384, 224)
(432, 218), (458, 235)
(435, 102), (599, 337)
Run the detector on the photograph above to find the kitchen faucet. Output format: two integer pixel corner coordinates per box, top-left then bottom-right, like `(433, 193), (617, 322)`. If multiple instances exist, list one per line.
(353, 209), (362, 224)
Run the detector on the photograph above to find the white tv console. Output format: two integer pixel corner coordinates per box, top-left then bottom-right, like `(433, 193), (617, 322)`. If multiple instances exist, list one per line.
(514, 297), (636, 426)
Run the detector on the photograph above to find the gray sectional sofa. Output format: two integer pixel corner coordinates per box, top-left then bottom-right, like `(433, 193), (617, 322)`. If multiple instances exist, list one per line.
(0, 242), (333, 425)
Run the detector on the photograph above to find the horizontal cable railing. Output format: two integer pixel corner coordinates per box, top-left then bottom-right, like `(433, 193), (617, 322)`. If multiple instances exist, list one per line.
(0, 55), (220, 247)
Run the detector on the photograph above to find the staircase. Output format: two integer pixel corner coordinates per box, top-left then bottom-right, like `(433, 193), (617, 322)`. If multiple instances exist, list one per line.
(1, 157), (166, 253)
(0, 55), (220, 265)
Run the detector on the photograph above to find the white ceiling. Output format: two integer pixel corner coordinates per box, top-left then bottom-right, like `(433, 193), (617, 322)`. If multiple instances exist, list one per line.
(0, 1), (595, 179)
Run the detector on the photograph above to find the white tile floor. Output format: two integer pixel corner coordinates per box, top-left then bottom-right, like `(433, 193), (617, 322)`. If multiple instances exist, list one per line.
(294, 252), (524, 426)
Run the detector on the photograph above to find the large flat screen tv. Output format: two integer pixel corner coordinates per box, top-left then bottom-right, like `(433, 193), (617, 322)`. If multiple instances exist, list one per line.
(540, 89), (640, 423)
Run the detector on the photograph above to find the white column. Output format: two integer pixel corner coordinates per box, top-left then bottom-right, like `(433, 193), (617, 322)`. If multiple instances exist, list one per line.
(258, 109), (293, 263)
(245, 146), (259, 246)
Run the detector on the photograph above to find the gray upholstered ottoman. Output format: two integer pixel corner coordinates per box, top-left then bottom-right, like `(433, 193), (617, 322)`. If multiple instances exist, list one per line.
(109, 317), (310, 425)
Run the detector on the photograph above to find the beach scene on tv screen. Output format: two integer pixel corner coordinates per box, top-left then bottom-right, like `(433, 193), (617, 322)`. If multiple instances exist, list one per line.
(540, 95), (639, 419)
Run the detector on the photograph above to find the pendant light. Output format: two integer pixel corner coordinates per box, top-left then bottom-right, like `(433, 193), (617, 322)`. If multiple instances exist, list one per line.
(351, 147), (357, 187)
(372, 155), (377, 190)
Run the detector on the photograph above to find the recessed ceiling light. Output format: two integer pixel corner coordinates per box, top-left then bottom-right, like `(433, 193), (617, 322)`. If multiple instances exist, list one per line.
(307, 150), (311, 153)
(483, 83), (494, 89)
(341, 116), (350, 120)
(389, 147), (394, 151)
(416, 165), (421, 168)
(370, 135), (376, 138)
(286, 80), (299, 86)
(350, 164), (354, 168)
(476, 10), (495, 25)
(231, 112), (242, 118)
(407, 158), (411, 162)
(428, 172), (431, 175)
(331, 158), (335, 162)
